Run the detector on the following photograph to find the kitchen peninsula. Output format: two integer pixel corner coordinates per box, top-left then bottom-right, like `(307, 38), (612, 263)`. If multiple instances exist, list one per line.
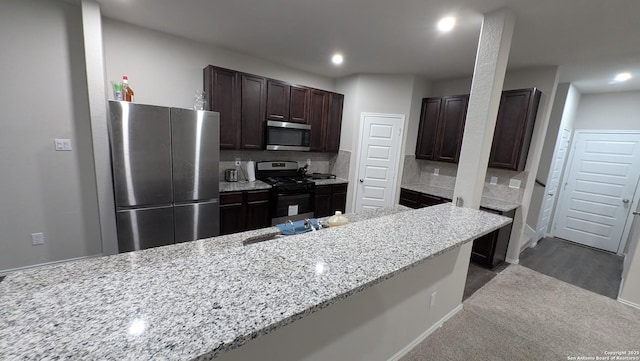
(0, 204), (510, 360)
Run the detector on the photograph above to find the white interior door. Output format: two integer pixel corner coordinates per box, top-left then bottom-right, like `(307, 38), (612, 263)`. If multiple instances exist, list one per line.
(536, 128), (571, 240)
(552, 131), (640, 253)
(354, 113), (404, 212)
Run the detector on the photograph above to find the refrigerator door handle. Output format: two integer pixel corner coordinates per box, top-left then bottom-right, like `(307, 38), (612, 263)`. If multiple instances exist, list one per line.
(174, 199), (219, 206)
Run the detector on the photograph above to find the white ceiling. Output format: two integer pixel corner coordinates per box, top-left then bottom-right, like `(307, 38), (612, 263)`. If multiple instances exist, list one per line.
(97, 0), (640, 93)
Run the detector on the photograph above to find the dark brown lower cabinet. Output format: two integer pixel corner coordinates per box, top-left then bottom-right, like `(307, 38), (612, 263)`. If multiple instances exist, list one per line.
(220, 190), (270, 235)
(470, 208), (515, 269)
(399, 187), (515, 269)
(314, 183), (348, 218)
(399, 188), (450, 209)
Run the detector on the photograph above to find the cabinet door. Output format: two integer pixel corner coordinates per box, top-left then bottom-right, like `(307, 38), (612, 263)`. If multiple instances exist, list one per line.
(266, 80), (290, 121)
(204, 66), (240, 149)
(220, 192), (246, 235)
(325, 93), (344, 153)
(314, 185), (332, 218)
(330, 183), (348, 214)
(488, 88), (541, 171)
(399, 188), (420, 209)
(308, 89), (329, 152)
(434, 95), (468, 163)
(246, 191), (271, 230)
(241, 74), (266, 149)
(418, 194), (445, 208)
(415, 98), (441, 160)
(289, 86), (310, 123)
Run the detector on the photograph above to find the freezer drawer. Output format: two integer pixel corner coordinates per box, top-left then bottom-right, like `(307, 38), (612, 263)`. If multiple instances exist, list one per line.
(171, 108), (220, 203)
(116, 207), (174, 252)
(109, 101), (172, 207)
(174, 200), (220, 243)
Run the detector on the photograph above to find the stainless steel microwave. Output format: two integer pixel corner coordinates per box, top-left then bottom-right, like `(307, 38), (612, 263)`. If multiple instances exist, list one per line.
(265, 120), (311, 151)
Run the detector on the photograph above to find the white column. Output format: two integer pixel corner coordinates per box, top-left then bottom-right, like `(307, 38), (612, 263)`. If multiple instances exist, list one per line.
(453, 9), (515, 209)
(81, 0), (119, 255)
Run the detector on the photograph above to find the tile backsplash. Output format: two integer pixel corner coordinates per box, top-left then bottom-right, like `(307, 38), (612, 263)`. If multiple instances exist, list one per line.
(219, 150), (340, 181)
(401, 155), (527, 203)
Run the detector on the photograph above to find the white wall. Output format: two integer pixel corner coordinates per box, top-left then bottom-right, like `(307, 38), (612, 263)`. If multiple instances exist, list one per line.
(0, 0), (102, 272)
(102, 19), (335, 109)
(619, 216), (640, 308)
(573, 90), (640, 130)
(336, 74), (423, 212)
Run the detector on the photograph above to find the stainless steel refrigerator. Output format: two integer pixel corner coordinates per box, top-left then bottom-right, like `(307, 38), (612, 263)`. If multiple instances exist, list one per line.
(108, 101), (220, 252)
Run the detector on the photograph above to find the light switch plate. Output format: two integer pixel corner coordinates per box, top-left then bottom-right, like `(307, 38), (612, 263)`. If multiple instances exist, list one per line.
(433, 168), (440, 176)
(490, 176), (498, 185)
(54, 138), (72, 151)
(509, 178), (522, 189)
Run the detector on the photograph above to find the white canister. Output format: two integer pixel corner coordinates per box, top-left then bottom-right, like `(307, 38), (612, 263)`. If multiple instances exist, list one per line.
(246, 160), (256, 182)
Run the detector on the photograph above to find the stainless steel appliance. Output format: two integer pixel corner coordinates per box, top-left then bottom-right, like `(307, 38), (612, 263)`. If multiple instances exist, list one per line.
(255, 161), (316, 225)
(265, 121), (311, 151)
(108, 101), (220, 252)
(224, 169), (238, 182)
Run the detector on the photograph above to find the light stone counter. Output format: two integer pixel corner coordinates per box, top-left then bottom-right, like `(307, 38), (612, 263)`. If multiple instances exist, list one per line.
(0, 204), (510, 360)
(402, 184), (521, 212)
(219, 180), (271, 193)
(310, 177), (348, 186)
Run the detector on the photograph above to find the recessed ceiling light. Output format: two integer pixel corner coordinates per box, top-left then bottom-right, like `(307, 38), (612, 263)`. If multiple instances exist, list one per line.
(437, 16), (456, 32)
(331, 54), (344, 65)
(613, 72), (632, 82)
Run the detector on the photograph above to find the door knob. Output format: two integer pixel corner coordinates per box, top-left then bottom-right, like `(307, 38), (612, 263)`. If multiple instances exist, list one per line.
(633, 211), (640, 216)
(359, 179), (364, 183)
(622, 199), (630, 204)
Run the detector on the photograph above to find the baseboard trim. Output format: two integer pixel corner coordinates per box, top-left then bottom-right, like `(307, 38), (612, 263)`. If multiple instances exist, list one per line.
(617, 297), (640, 310)
(0, 254), (103, 276)
(505, 257), (520, 265)
(387, 303), (464, 361)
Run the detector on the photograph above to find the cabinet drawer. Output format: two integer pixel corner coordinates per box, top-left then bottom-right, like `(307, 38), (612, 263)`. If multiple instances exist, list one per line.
(419, 194), (445, 207)
(246, 190), (270, 202)
(315, 185), (332, 195)
(220, 191), (244, 205)
(332, 183), (348, 193)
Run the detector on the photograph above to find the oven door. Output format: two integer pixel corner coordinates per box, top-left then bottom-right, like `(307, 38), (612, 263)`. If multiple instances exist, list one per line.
(271, 190), (314, 225)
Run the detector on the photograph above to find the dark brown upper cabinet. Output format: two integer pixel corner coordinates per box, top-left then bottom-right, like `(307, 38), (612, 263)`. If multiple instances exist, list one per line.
(488, 88), (541, 171)
(289, 85), (310, 123)
(266, 80), (290, 121)
(325, 93), (344, 153)
(205, 64), (344, 153)
(415, 95), (468, 163)
(240, 74), (266, 150)
(266, 80), (310, 124)
(203, 66), (241, 149)
(308, 89), (328, 152)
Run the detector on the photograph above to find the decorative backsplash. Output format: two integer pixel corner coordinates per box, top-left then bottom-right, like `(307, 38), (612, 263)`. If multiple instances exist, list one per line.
(401, 155), (528, 203)
(219, 150), (343, 181)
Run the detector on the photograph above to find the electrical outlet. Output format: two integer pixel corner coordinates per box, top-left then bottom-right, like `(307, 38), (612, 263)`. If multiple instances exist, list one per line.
(235, 158), (241, 166)
(306, 158), (311, 167)
(430, 291), (437, 309)
(509, 178), (522, 189)
(31, 232), (45, 246)
(490, 176), (498, 185)
(433, 168), (440, 176)
(54, 138), (72, 151)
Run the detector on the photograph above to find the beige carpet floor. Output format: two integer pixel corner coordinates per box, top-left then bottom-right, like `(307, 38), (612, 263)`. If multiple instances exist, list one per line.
(402, 265), (640, 361)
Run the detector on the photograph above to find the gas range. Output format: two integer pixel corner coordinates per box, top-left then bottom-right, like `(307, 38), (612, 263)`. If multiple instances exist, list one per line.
(262, 176), (315, 192)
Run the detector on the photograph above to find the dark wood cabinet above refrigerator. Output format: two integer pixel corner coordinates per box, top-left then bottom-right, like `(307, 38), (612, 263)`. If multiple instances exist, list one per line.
(204, 65), (344, 152)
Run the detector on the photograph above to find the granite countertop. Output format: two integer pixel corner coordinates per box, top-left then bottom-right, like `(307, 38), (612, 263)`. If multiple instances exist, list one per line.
(401, 184), (521, 212)
(310, 177), (348, 186)
(0, 204), (511, 360)
(219, 180), (271, 193)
